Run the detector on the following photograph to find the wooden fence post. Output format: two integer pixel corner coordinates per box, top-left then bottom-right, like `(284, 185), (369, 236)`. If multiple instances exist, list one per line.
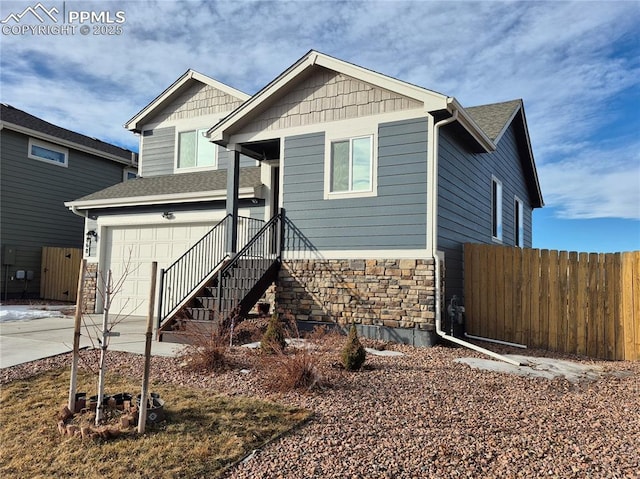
(138, 262), (158, 434)
(68, 259), (86, 412)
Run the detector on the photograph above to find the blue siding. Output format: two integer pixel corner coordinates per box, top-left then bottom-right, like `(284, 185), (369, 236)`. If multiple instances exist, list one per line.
(140, 127), (174, 177)
(141, 126), (257, 177)
(437, 123), (534, 301)
(283, 118), (428, 251)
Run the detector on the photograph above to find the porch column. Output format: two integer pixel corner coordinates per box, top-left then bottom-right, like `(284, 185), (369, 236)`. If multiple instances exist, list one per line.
(226, 145), (241, 254)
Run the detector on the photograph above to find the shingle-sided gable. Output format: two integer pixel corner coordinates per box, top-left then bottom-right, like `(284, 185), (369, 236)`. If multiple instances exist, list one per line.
(145, 81), (246, 126)
(125, 70), (249, 132)
(239, 65), (424, 134)
(208, 50), (451, 145)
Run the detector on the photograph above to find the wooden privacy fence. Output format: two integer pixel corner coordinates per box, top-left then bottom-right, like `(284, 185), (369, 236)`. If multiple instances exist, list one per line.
(40, 247), (82, 301)
(464, 243), (640, 360)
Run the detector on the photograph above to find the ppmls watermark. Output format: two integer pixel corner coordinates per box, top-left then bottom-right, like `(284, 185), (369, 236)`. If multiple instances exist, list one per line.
(1, 2), (126, 36)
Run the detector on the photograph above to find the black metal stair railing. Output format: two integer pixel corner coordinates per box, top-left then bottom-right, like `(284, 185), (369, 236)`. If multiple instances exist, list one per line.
(157, 214), (265, 328)
(216, 212), (283, 322)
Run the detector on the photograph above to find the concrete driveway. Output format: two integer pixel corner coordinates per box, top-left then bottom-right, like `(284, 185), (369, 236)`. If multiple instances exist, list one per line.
(0, 313), (181, 368)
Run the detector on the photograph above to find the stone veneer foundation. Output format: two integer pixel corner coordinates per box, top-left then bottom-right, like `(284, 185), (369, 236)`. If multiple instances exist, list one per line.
(82, 263), (98, 314)
(276, 258), (438, 346)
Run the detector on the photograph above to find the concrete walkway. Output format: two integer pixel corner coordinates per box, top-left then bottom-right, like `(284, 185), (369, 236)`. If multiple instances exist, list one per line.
(0, 314), (182, 368)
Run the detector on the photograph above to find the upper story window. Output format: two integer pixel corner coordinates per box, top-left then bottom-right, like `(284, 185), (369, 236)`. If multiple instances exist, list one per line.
(514, 197), (524, 247)
(28, 138), (68, 167)
(326, 134), (376, 199)
(177, 128), (216, 171)
(492, 176), (503, 242)
(123, 168), (138, 181)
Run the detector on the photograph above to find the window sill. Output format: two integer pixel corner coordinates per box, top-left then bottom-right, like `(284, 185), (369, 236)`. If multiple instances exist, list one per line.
(324, 190), (377, 200)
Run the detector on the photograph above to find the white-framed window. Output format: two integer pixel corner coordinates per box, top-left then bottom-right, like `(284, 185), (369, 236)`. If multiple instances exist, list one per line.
(514, 197), (524, 247)
(176, 128), (216, 171)
(123, 168), (137, 181)
(491, 176), (503, 242)
(325, 133), (376, 199)
(28, 138), (68, 167)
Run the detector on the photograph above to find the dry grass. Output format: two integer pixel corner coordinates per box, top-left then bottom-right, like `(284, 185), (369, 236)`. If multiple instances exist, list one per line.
(178, 326), (231, 372)
(261, 348), (323, 393)
(0, 368), (310, 478)
(260, 324), (348, 393)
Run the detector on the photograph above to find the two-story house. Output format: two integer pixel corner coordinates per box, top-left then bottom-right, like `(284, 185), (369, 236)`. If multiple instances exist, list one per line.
(67, 51), (542, 346)
(1, 103), (137, 300)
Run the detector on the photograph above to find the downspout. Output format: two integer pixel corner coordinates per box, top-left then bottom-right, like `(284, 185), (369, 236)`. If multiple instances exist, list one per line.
(430, 105), (523, 367)
(69, 205), (88, 218)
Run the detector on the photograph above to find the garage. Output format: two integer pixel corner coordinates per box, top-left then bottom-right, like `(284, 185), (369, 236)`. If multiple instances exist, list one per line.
(103, 222), (216, 316)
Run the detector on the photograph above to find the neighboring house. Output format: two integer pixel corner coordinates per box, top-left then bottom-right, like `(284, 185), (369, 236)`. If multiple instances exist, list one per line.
(67, 51), (543, 346)
(0, 104), (137, 300)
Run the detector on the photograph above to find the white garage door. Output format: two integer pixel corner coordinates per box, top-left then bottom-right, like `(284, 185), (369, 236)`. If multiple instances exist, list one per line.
(104, 223), (215, 316)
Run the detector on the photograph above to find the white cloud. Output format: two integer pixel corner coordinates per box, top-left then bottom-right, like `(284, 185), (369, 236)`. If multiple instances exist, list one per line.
(538, 142), (640, 220)
(1, 0), (638, 218)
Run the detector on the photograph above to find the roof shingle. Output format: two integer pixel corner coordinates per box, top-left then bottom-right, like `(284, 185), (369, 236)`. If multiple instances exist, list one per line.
(73, 166), (262, 202)
(1, 103), (134, 161)
(465, 99), (522, 142)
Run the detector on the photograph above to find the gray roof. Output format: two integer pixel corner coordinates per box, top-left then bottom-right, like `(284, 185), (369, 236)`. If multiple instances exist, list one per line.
(0, 103), (134, 161)
(465, 99), (522, 142)
(73, 166), (262, 202)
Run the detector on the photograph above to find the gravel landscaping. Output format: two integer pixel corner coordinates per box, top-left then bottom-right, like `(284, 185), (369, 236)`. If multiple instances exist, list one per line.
(2, 338), (639, 478)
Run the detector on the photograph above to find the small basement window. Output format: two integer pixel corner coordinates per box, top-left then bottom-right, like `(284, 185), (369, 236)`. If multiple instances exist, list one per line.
(28, 138), (68, 167)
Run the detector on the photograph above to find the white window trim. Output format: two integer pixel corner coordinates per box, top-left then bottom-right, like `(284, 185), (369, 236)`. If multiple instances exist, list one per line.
(491, 176), (503, 242)
(324, 123), (378, 200)
(514, 196), (524, 248)
(28, 138), (68, 167)
(123, 167), (137, 181)
(174, 127), (218, 173)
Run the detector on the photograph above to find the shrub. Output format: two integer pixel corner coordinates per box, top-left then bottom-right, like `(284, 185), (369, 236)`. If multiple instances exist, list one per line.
(179, 323), (229, 372)
(305, 324), (344, 353)
(261, 348), (322, 392)
(340, 324), (366, 371)
(260, 313), (287, 354)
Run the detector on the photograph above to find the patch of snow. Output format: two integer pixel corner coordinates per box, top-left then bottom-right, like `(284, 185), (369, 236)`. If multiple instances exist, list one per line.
(0, 304), (70, 323)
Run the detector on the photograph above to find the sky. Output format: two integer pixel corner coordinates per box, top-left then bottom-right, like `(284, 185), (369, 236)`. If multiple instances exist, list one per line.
(1, 0), (639, 253)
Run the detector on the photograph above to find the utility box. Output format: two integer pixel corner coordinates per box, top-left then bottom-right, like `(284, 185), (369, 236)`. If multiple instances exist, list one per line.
(2, 245), (16, 265)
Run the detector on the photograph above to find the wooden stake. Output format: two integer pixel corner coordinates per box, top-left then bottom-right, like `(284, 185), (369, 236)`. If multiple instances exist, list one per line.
(68, 259), (86, 412)
(95, 270), (111, 425)
(138, 262), (158, 434)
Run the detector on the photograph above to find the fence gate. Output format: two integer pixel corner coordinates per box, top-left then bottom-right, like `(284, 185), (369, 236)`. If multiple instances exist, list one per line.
(40, 247), (82, 301)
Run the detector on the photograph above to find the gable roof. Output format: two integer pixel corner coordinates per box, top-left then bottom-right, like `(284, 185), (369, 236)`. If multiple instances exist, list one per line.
(0, 103), (135, 165)
(468, 99), (543, 207)
(66, 166), (263, 209)
(206, 50), (479, 143)
(466, 99), (522, 143)
(124, 69), (250, 133)
(205, 50), (541, 207)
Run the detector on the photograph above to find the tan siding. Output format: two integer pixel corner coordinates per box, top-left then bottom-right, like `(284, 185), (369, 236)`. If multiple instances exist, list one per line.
(240, 66), (423, 134)
(149, 82), (244, 124)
